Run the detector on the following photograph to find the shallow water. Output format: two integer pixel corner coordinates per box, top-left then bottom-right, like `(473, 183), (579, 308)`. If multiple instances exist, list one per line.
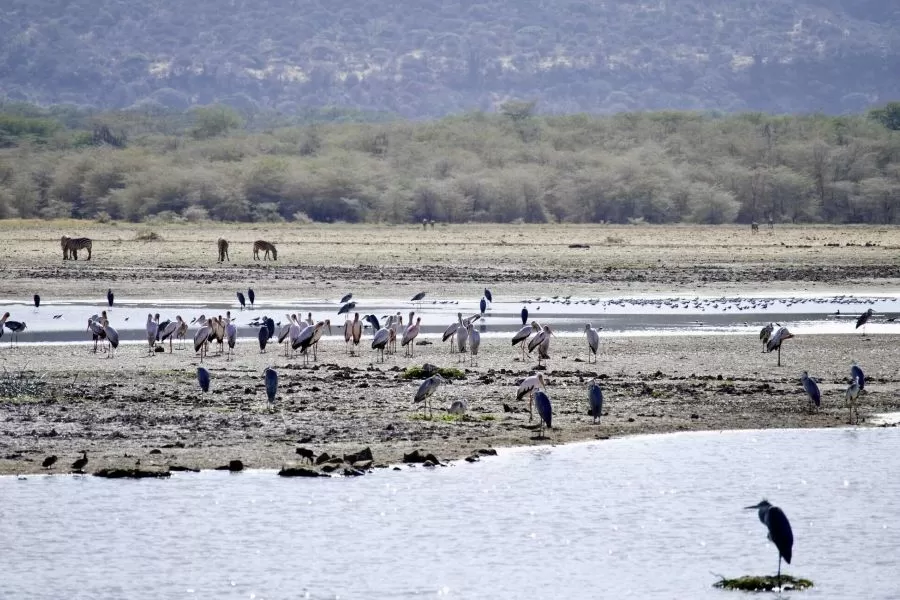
(2, 293), (899, 344)
(2, 427), (898, 599)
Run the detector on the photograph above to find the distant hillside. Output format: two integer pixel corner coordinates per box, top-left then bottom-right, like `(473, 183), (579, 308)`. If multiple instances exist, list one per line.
(1, 0), (899, 116)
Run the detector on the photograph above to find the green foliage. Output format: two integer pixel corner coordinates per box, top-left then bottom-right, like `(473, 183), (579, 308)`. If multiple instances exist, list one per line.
(713, 575), (813, 591)
(868, 102), (900, 131)
(401, 366), (466, 380)
(190, 105), (243, 139)
(0, 114), (60, 147)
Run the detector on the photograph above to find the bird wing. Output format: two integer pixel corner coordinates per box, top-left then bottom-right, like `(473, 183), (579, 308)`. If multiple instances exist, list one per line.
(535, 391), (552, 427)
(851, 365), (865, 389)
(516, 379), (535, 400)
(512, 325), (532, 345)
(160, 321), (178, 341)
(442, 322), (458, 342)
(528, 331), (545, 352)
(765, 507), (793, 564)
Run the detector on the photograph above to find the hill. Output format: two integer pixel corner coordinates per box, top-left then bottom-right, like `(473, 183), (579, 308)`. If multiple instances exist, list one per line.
(1, 0), (899, 117)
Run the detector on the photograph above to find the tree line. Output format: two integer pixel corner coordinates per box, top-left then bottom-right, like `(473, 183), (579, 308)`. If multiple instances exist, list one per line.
(0, 102), (898, 225)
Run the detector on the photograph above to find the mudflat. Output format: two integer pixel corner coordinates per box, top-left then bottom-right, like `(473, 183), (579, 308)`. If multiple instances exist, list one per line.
(0, 221), (898, 475)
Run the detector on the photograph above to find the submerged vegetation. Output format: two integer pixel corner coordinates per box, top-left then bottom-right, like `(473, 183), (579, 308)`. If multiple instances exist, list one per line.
(0, 102), (899, 225)
(401, 365), (466, 380)
(714, 575), (814, 592)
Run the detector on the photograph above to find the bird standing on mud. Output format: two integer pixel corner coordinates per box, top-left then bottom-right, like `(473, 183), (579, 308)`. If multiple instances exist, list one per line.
(534, 390), (552, 438)
(584, 324), (601, 363)
(145, 314), (158, 355)
(745, 500), (793, 588)
(197, 367), (210, 393)
(588, 381), (604, 423)
(106, 288), (114, 309)
(766, 326), (793, 367)
(856, 307), (874, 335)
(759, 323), (775, 352)
(414, 374), (447, 418)
(517, 373), (546, 420)
(402, 316), (421, 357)
(237, 291), (246, 311)
(800, 371), (820, 412)
(71, 451), (88, 472)
(264, 367), (278, 408)
(846, 377), (861, 424)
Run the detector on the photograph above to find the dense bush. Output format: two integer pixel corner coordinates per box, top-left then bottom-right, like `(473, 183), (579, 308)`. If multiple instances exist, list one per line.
(0, 103), (898, 224)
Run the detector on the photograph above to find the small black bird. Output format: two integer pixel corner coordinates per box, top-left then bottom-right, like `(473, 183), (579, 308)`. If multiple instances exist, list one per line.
(71, 451), (88, 471)
(248, 288), (256, 308)
(339, 293), (353, 304)
(236, 291), (246, 310)
(107, 288), (114, 308)
(338, 301), (356, 315)
(484, 288), (493, 303)
(258, 326), (268, 353)
(42, 455), (57, 469)
(411, 291), (426, 302)
(33, 294), (40, 311)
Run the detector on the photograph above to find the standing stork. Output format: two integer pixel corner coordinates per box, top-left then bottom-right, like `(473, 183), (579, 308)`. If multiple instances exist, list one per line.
(521, 306), (528, 325)
(102, 319), (119, 359)
(442, 313), (462, 353)
(534, 390), (552, 438)
(33, 294), (40, 312)
(87, 317), (105, 353)
(351, 313), (363, 356)
(856, 307), (874, 335)
(278, 313), (294, 356)
(759, 323), (775, 352)
(248, 288), (256, 309)
(175, 315), (188, 349)
(528, 325), (553, 366)
(145, 314), (158, 355)
(159, 318), (179, 353)
(236, 291), (246, 311)
(516, 373), (546, 421)
(4, 320), (26, 347)
(257, 325), (268, 353)
(512, 321), (539, 361)
(402, 316), (421, 357)
(225, 317), (237, 360)
(455, 315), (469, 359)
(264, 367), (278, 409)
(339, 293), (353, 304)
(744, 500), (793, 589)
(107, 288), (114, 309)
(588, 381), (604, 423)
(766, 326), (793, 367)
(466, 321), (480, 366)
(484, 288), (493, 303)
(584, 324), (601, 363)
(846, 376), (861, 425)
(193, 316), (211, 362)
(310, 319), (331, 361)
(371, 324), (390, 363)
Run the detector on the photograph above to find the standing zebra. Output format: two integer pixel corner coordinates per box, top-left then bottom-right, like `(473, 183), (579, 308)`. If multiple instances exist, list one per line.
(253, 240), (277, 261)
(217, 238), (229, 262)
(61, 236), (92, 260)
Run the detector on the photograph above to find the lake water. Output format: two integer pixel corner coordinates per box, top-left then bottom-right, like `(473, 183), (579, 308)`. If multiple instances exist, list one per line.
(2, 293), (899, 344)
(2, 427), (898, 599)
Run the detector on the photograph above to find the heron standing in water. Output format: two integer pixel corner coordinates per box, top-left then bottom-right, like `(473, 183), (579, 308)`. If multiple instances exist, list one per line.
(744, 500), (793, 589)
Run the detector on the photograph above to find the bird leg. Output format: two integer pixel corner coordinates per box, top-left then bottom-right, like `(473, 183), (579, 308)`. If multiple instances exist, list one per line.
(777, 346), (782, 367)
(529, 392), (534, 421)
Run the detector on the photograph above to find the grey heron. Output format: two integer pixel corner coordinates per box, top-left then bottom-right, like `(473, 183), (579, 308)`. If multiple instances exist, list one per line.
(102, 320), (119, 358)
(588, 381), (603, 423)
(237, 291), (246, 310)
(800, 371), (820, 411)
(402, 317), (421, 357)
(414, 374), (447, 417)
(534, 390), (552, 438)
(584, 324), (601, 363)
(467, 321), (481, 366)
(846, 377), (861, 424)
(264, 367), (278, 408)
(759, 323), (775, 352)
(371, 325), (390, 362)
(517, 373), (546, 421)
(744, 500), (793, 588)
(106, 288), (114, 309)
(850, 361), (865, 391)
(766, 326), (793, 367)
(197, 367), (210, 393)
(855, 308), (874, 335)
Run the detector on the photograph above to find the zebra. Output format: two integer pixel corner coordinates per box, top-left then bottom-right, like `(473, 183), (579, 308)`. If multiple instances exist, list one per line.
(217, 238), (229, 262)
(252, 240), (277, 261)
(751, 222), (759, 233)
(61, 236), (93, 260)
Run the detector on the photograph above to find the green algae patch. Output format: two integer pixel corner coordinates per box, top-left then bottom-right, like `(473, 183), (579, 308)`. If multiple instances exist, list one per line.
(714, 575), (813, 592)
(401, 365), (465, 380)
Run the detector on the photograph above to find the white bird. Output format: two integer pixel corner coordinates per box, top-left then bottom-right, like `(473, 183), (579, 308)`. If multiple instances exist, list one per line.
(528, 325), (553, 366)
(442, 313), (461, 353)
(372, 325), (391, 362)
(402, 316), (421, 357)
(512, 321), (539, 360)
(466, 321), (480, 366)
(584, 324), (601, 363)
(145, 313), (158, 355)
(517, 373), (546, 421)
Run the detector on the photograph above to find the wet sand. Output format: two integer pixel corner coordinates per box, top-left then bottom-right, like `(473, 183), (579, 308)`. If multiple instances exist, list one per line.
(1, 333), (898, 476)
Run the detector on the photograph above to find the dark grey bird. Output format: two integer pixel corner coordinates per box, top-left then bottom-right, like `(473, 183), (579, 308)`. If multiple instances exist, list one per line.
(855, 308), (874, 335)
(106, 288), (114, 308)
(156, 319), (171, 342)
(745, 500), (793, 587)
(411, 291), (426, 302)
(339, 293), (353, 304)
(264, 367), (278, 406)
(480, 297), (487, 316)
(521, 307), (528, 325)
(103, 321), (119, 358)
(42, 455), (57, 469)
(258, 326), (268, 353)
(414, 374), (447, 418)
(588, 381), (604, 423)
(4, 320), (26, 346)
(851, 362), (865, 391)
(197, 367), (210, 393)
(534, 390), (552, 438)
(264, 316), (275, 340)
(248, 288), (255, 308)
(236, 291), (246, 310)
(759, 323), (775, 352)
(766, 326), (793, 367)
(846, 376), (861, 425)
(71, 451), (88, 471)
(801, 371), (820, 411)
(364, 314), (381, 331)
(338, 301), (356, 315)
(33, 294), (40, 312)
(484, 288), (493, 303)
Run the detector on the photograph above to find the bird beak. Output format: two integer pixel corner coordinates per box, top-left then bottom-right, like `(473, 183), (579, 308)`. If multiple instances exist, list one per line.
(744, 504), (761, 510)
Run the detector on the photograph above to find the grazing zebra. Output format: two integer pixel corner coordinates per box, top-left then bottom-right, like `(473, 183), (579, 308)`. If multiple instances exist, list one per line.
(217, 238), (229, 262)
(61, 236), (93, 260)
(252, 240), (277, 261)
(751, 222), (759, 233)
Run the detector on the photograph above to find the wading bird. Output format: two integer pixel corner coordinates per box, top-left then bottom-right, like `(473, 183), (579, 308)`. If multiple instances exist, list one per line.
(193, 316), (211, 362)
(264, 367), (278, 408)
(744, 500), (793, 588)
(197, 367), (210, 393)
(237, 291), (246, 311)
(442, 313), (462, 353)
(107, 288), (114, 309)
(528, 325), (553, 366)
(521, 307), (528, 326)
(759, 323), (775, 352)
(71, 451), (88, 472)
(278, 314), (294, 356)
(484, 288), (493, 303)
(588, 381), (604, 423)
(159, 318), (179, 352)
(258, 325), (268, 353)
(371, 324), (390, 363)
(846, 377), (861, 424)
(414, 374), (447, 418)
(264, 316), (275, 340)
(310, 319), (331, 361)
(225, 318), (237, 360)
(339, 293), (353, 304)
(175, 316), (188, 349)
(851, 361), (865, 391)
(512, 321), (539, 361)
(87, 317), (106, 353)
(766, 326), (793, 367)
(293, 321), (318, 365)
(801, 371), (820, 412)
(534, 390), (552, 438)
(145, 313), (158, 355)
(102, 319), (119, 358)
(33, 294), (40, 312)
(411, 291), (426, 303)
(480, 297), (487, 316)
(248, 288), (256, 308)
(42, 455), (57, 469)
(517, 373), (546, 421)
(467, 321), (481, 366)
(584, 324), (601, 363)
(351, 313), (363, 356)
(343, 316), (353, 354)
(856, 307), (874, 335)
(456, 316), (469, 356)
(402, 317), (421, 357)
(338, 301), (356, 316)
(4, 320), (26, 347)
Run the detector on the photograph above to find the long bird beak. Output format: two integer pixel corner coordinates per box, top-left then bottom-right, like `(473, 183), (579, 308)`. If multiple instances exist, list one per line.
(744, 503), (763, 510)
